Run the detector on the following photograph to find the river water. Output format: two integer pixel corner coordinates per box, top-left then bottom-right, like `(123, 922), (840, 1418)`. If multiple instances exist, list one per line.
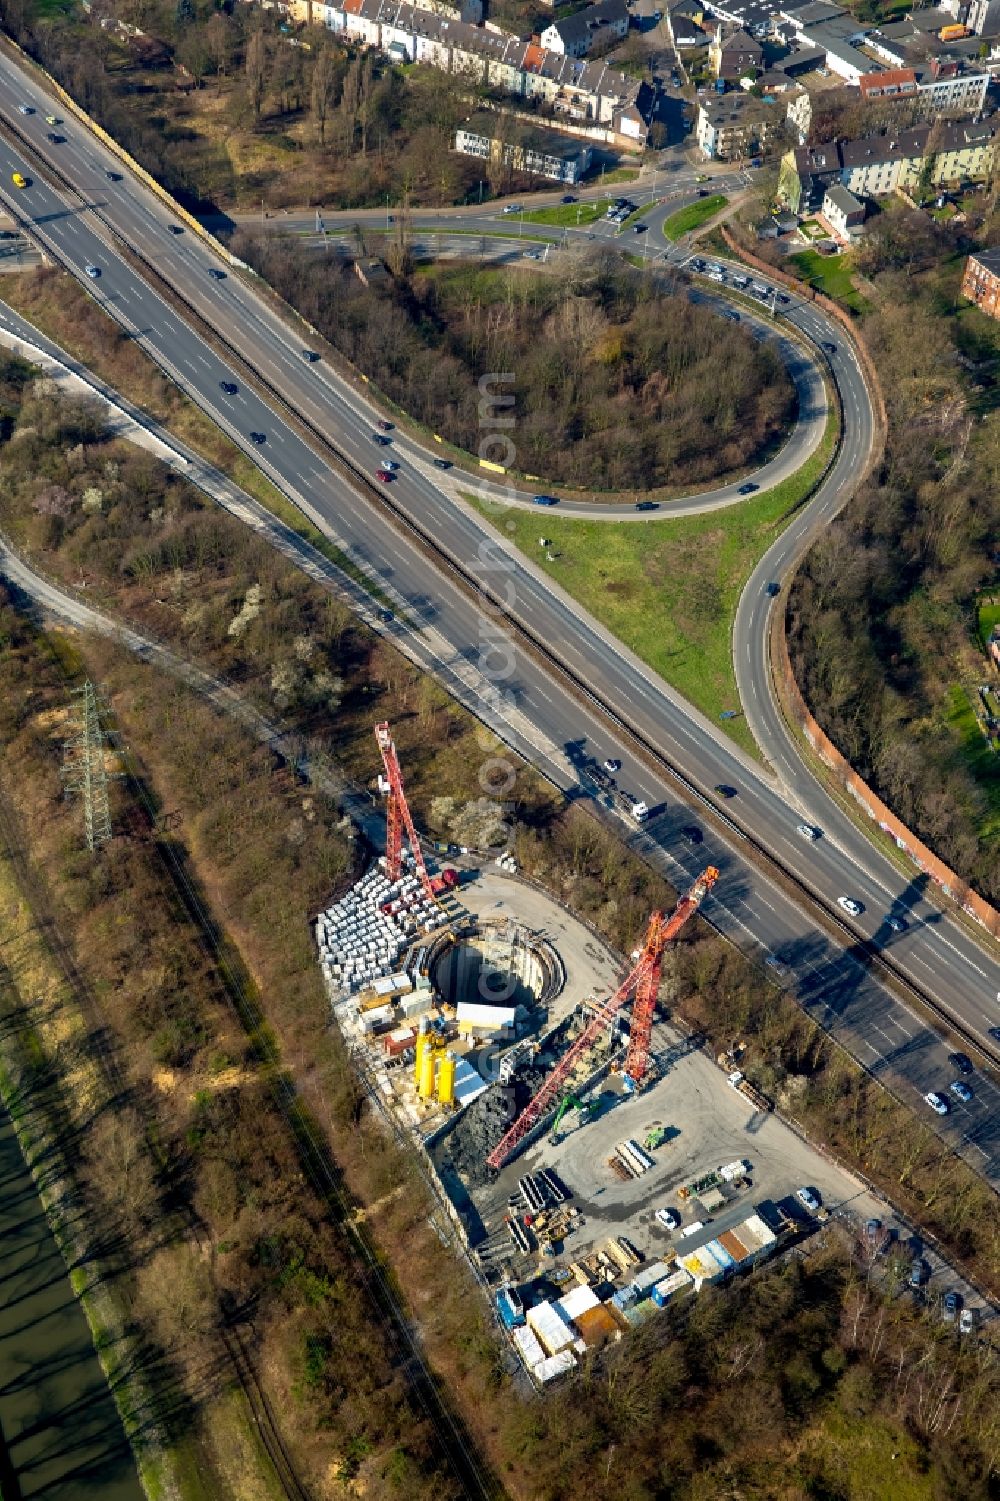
(0, 1102), (144, 1500)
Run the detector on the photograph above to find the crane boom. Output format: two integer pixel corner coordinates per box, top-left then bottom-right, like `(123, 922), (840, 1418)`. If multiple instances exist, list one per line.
(374, 721), (434, 898)
(486, 867), (718, 1172)
(622, 864), (719, 1086)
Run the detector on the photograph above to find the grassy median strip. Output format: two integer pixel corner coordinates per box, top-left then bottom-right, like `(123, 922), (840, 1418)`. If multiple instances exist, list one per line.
(663, 194), (729, 241)
(463, 406), (838, 761)
(521, 199), (613, 226)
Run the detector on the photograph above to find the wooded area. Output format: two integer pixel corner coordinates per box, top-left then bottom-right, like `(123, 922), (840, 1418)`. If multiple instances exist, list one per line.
(0, 0), (528, 210)
(0, 359), (997, 1497)
(231, 238), (796, 492)
(786, 205), (1000, 904)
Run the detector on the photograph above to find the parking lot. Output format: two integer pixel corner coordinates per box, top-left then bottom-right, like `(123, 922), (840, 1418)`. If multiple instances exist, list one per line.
(467, 1016), (995, 1335)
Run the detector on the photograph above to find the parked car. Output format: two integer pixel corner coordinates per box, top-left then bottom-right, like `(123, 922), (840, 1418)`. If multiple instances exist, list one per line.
(924, 1091), (949, 1115)
(943, 1291), (961, 1323)
(655, 1207), (681, 1230)
(949, 1080), (972, 1103)
(837, 896), (863, 916)
(910, 1258), (927, 1289)
(960, 1308), (975, 1334)
(797, 823), (820, 840)
(796, 1186), (820, 1213)
(948, 1051), (973, 1075)
(681, 825), (702, 845)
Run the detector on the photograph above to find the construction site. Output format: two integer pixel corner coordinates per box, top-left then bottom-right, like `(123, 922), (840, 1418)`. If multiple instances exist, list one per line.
(316, 723), (869, 1387)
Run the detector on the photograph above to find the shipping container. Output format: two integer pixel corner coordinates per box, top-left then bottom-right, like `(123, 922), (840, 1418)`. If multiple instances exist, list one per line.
(533, 1350), (576, 1383)
(650, 1267), (693, 1307)
(557, 1284), (600, 1324)
(511, 1323), (545, 1369)
(631, 1260), (672, 1293)
(718, 1229), (751, 1265)
(526, 1300), (575, 1355)
(496, 1286), (525, 1329)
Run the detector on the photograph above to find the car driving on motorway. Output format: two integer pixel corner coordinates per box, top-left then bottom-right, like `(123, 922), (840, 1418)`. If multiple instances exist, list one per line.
(208, 267), (226, 280)
(11, 171), (27, 189)
(249, 431), (266, 444)
(837, 896), (863, 916)
(533, 494), (559, 506)
(375, 468), (393, 482)
(84, 264), (101, 278)
(219, 381), (237, 395)
(797, 823), (820, 839)
(885, 914), (906, 932)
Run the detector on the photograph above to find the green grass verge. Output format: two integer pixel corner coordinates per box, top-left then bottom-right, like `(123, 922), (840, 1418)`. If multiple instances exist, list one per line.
(663, 194), (728, 241)
(789, 248), (868, 313)
(463, 406), (839, 759)
(943, 684), (1000, 832)
(597, 167), (641, 185)
(522, 199), (613, 226)
(977, 598), (1000, 650)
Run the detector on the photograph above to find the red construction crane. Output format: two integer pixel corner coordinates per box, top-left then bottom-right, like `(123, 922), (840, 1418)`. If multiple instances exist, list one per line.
(374, 721), (434, 898)
(485, 866), (719, 1173)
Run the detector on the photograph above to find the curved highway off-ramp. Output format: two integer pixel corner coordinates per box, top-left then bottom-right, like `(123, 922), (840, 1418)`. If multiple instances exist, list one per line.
(0, 63), (996, 1185)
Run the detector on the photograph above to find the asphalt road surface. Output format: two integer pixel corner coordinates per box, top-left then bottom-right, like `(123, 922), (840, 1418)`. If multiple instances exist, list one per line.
(0, 58), (996, 1188)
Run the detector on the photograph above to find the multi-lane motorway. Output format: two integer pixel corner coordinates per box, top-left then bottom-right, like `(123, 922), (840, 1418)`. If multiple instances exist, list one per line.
(0, 52), (997, 1184)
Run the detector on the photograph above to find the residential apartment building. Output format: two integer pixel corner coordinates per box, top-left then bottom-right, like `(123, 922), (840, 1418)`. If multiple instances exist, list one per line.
(709, 25), (764, 78)
(696, 91), (780, 158)
(540, 0), (628, 58)
(961, 245), (1000, 316)
(779, 115), (999, 206)
(454, 116), (593, 180)
(967, 0), (1000, 34)
(288, 0), (649, 141)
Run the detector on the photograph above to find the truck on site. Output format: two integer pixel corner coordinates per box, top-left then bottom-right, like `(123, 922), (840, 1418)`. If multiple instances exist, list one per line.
(727, 1070), (772, 1112)
(496, 1286), (525, 1330)
(644, 1126), (670, 1150)
(428, 867), (459, 897)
